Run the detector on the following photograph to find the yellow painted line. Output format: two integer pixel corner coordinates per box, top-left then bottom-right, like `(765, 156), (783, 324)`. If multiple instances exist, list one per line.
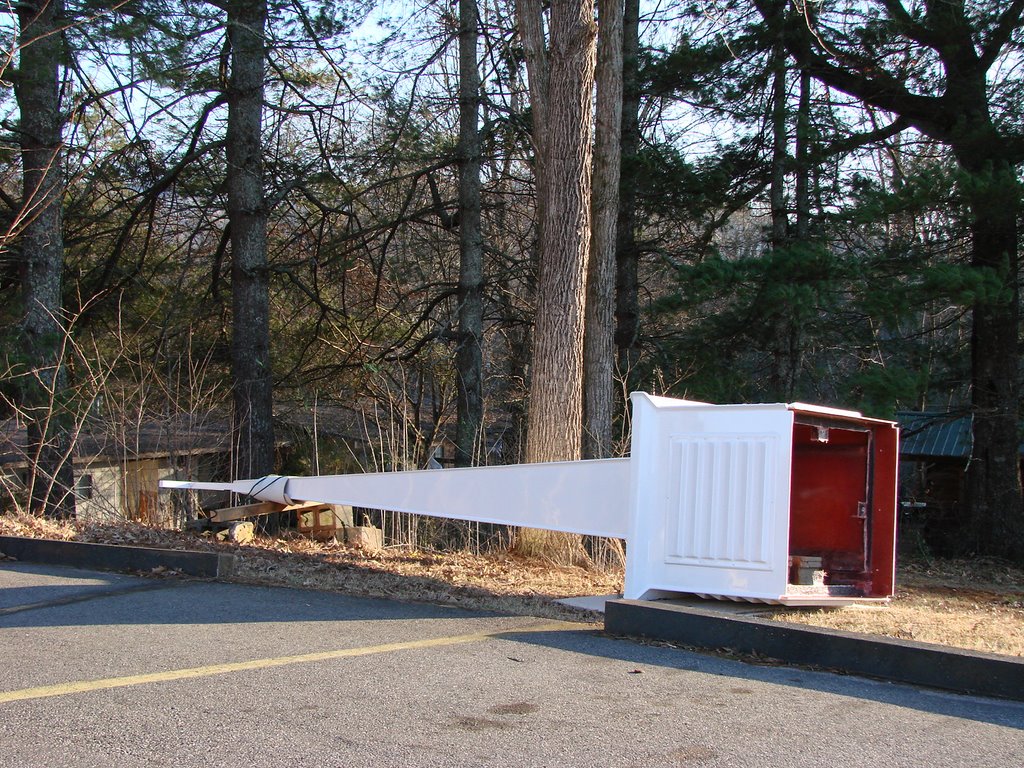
(0, 621), (578, 705)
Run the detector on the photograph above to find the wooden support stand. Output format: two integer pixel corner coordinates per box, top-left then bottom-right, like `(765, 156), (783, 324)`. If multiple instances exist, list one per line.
(189, 500), (361, 544)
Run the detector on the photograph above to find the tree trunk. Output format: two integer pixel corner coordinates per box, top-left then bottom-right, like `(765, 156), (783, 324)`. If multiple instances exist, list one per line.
(614, 0), (641, 386)
(794, 68), (812, 240)
(226, 0), (275, 483)
(766, 42), (798, 400)
(959, 153), (1024, 560)
(515, 0), (597, 562)
(583, 0), (624, 460)
(519, 0), (596, 463)
(15, 0), (75, 517)
(768, 43), (788, 249)
(455, 0), (484, 468)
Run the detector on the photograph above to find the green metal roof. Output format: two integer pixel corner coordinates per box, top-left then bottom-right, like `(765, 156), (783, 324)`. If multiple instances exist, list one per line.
(897, 411), (972, 460)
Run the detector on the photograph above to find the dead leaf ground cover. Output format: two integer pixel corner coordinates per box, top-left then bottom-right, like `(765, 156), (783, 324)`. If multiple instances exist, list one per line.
(2, 511), (1022, 656)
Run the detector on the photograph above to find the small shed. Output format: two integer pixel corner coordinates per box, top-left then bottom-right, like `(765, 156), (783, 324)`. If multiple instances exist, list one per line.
(0, 416), (231, 525)
(897, 410), (972, 510)
(896, 410), (1024, 551)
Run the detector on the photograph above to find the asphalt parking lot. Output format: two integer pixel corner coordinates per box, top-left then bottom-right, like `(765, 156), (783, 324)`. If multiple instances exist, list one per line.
(2, 562), (1023, 767)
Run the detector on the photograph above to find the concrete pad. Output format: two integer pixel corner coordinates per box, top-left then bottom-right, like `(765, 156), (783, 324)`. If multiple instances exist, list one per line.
(555, 594), (619, 613)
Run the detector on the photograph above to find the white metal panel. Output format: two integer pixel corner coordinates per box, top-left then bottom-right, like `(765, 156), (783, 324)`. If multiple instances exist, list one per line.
(664, 435), (775, 568)
(165, 460), (632, 539)
(786, 402), (864, 419)
(624, 393), (794, 601)
(284, 460), (631, 538)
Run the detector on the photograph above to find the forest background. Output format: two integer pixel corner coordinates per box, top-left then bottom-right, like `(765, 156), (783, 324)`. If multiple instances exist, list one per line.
(1, 0), (1023, 563)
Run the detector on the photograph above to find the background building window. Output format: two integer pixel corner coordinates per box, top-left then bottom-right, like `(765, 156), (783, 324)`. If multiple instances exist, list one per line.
(75, 474), (93, 500)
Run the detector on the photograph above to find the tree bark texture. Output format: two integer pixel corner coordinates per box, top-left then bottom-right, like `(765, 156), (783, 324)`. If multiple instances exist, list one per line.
(517, 0), (597, 465)
(455, 0), (484, 468)
(514, 0), (596, 564)
(583, 0), (624, 460)
(614, 0), (641, 386)
(226, 0), (275, 481)
(15, 0), (75, 517)
(960, 154), (1024, 560)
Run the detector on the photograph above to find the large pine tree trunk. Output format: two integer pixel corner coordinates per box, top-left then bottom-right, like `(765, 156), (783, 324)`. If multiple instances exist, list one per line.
(455, 0), (484, 468)
(584, 0), (624, 460)
(768, 44), (788, 249)
(794, 69), (812, 240)
(226, 0), (275, 483)
(960, 153), (1024, 560)
(15, 0), (75, 517)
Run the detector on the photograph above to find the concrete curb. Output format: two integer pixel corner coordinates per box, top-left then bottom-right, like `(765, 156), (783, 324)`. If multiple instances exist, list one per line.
(0, 535), (235, 579)
(605, 598), (1024, 701)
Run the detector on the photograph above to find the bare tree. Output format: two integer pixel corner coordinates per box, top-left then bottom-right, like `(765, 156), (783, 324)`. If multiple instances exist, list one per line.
(614, 0), (641, 386)
(517, 0), (597, 463)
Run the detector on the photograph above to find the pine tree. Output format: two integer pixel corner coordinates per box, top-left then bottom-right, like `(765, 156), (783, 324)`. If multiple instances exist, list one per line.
(755, 0), (1024, 560)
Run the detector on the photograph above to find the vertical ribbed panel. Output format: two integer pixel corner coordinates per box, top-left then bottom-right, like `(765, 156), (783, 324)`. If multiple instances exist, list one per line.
(665, 436), (775, 569)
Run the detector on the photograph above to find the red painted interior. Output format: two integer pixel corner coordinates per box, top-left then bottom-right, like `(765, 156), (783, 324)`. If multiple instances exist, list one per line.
(788, 417), (899, 598)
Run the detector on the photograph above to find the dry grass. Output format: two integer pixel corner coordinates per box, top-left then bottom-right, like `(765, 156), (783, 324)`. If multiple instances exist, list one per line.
(3, 511), (1023, 656)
